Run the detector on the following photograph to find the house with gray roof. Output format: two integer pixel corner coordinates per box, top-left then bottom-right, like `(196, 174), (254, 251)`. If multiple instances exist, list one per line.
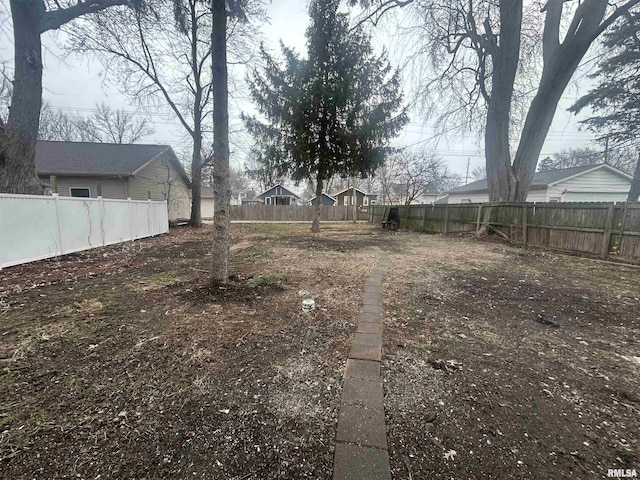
(445, 164), (633, 204)
(256, 184), (302, 205)
(35, 140), (191, 221)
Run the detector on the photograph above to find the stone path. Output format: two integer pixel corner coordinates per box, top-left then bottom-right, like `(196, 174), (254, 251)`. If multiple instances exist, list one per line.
(333, 256), (390, 480)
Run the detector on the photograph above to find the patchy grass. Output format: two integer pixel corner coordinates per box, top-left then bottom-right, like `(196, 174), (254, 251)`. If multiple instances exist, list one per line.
(1, 223), (638, 479)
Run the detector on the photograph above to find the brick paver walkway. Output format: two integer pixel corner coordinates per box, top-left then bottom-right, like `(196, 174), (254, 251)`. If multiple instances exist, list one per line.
(333, 256), (391, 480)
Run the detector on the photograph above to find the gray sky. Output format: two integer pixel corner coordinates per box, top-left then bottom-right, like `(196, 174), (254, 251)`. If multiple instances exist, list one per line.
(0, 0), (598, 180)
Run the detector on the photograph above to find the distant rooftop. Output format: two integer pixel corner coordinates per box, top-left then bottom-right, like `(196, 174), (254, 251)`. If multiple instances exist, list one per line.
(448, 164), (631, 194)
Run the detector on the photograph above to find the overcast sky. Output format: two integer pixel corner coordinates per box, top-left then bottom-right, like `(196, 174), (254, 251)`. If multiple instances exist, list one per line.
(0, 0), (598, 181)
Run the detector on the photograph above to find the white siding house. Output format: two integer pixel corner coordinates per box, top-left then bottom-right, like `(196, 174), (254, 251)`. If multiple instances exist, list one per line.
(445, 164), (632, 204)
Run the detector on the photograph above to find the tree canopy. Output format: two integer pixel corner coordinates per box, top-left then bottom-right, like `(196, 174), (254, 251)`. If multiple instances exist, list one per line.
(245, 0), (407, 231)
(570, 12), (640, 147)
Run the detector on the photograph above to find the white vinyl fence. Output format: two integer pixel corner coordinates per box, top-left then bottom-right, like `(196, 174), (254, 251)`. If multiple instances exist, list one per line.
(0, 193), (169, 269)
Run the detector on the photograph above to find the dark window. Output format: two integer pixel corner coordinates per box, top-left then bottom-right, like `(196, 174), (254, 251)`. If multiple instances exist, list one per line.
(70, 187), (91, 198)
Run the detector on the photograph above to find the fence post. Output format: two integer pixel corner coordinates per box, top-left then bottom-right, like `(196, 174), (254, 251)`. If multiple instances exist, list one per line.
(476, 204), (483, 234)
(421, 204), (427, 231)
(522, 203), (528, 247)
(98, 195), (105, 246)
(600, 204), (615, 258)
(147, 199), (153, 236)
(128, 197), (134, 241)
(444, 203), (450, 234)
(52, 193), (64, 255)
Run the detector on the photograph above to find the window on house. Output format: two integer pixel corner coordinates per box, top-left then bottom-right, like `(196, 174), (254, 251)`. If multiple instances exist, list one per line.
(276, 187), (281, 195)
(343, 196), (348, 206)
(363, 197), (369, 206)
(70, 187), (90, 198)
(266, 197), (272, 205)
(549, 197), (561, 203)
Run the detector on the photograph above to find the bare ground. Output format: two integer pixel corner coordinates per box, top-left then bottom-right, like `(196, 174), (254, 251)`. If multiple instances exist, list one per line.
(381, 232), (640, 480)
(1, 224), (638, 479)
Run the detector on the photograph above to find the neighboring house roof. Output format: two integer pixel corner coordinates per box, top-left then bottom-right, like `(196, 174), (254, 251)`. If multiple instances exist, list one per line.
(448, 164), (632, 194)
(307, 192), (337, 203)
(257, 183), (301, 199)
(35, 140), (190, 185)
(331, 187), (370, 197)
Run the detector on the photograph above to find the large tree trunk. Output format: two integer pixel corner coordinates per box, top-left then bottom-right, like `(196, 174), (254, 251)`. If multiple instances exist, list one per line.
(1, 0), (130, 194)
(0, 0), (44, 194)
(312, 174), (323, 233)
(210, 0), (231, 283)
(485, 0), (522, 202)
(189, 131), (203, 227)
(628, 155), (640, 202)
(491, 0), (620, 202)
(511, 41), (593, 201)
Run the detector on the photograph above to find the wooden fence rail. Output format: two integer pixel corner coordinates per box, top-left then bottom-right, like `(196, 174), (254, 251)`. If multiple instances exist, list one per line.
(371, 202), (640, 263)
(230, 205), (369, 222)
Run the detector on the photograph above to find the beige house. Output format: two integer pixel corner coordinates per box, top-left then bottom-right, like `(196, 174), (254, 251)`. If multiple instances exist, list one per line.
(35, 141), (191, 221)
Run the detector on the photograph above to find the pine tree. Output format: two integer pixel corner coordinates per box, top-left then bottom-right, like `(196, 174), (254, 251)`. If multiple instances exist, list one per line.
(245, 0), (407, 231)
(570, 13), (640, 200)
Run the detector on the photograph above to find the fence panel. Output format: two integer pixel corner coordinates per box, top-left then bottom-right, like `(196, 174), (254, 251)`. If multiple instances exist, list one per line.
(57, 196), (104, 253)
(102, 199), (133, 245)
(229, 205), (367, 221)
(0, 194), (168, 269)
(370, 201), (640, 262)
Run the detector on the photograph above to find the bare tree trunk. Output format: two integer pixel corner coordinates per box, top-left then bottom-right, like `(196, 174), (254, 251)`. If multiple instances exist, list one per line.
(628, 155), (640, 202)
(1, 0), (130, 194)
(190, 131), (203, 227)
(511, 43), (589, 201)
(487, 0), (631, 202)
(312, 174), (323, 233)
(485, 0), (522, 202)
(210, 0), (231, 283)
(0, 0), (44, 194)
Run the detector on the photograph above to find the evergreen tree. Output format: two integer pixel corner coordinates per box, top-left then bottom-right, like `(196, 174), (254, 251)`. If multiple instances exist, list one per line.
(571, 13), (640, 145)
(245, 0), (407, 231)
(570, 13), (640, 200)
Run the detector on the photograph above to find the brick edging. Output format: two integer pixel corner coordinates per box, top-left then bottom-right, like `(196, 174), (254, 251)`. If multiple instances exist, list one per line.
(333, 256), (391, 480)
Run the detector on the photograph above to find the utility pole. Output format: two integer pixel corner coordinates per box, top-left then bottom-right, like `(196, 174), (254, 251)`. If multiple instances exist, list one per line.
(465, 157), (470, 184)
(604, 135), (610, 165)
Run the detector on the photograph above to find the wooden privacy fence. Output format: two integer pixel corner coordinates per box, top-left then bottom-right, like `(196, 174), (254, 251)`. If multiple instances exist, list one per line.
(370, 202), (640, 262)
(230, 205), (368, 221)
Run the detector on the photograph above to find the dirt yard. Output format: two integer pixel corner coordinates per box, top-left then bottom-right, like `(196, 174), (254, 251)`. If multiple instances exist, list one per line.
(1, 223), (638, 479)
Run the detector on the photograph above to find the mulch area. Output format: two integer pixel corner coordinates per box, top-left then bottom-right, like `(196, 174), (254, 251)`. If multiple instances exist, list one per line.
(0, 223), (385, 479)
(2, 224), (638, 479)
